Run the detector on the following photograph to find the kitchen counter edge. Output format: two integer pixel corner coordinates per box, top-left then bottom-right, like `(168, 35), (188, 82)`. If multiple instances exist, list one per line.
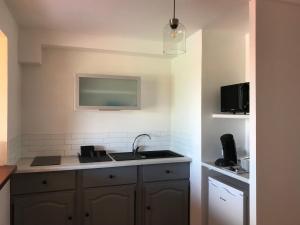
(16, 155), (192, 174)
(0, 165), (17, 189)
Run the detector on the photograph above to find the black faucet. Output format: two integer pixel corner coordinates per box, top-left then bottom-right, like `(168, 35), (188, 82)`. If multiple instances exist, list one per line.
(132, 134), (151, 155)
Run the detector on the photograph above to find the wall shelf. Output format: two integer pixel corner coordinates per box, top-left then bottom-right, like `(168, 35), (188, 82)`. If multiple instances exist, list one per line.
(212, 114), (250, 119)
(201, 162), (249, 184)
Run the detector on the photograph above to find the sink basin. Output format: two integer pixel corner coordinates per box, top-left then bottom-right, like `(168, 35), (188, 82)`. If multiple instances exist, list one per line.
(109, 152), (141, 161)
(140, 150), (183, 159)
(109, 150), (183, 161)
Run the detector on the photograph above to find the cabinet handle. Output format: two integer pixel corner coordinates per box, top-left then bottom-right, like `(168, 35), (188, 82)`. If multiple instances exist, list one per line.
(223, 187), (236, 197)
(85, 213), (90, 217)
(68, 216), (72, 220)
(220, 197), (227, 202)
(146, 206), (151, 210)
(42, 180), (48, 185)
(109, 175), (115, 179)
(165, 170), (172, 174)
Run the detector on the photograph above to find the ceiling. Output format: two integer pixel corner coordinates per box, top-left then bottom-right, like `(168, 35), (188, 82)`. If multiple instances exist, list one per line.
(6, 0), (248, 41)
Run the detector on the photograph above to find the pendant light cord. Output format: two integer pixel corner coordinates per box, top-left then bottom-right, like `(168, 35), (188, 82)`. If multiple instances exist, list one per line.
(173, 0), (176, 19)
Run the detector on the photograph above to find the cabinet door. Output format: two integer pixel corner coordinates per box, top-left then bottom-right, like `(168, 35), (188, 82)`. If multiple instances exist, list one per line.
(76, 75), (141, 110)
(83, 185), (135, 225)
(13, 191), (75, 225)
(144, 180), (189, 225)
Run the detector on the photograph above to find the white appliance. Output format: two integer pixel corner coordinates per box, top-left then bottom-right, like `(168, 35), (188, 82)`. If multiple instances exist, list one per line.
(208, 177), (247, 225)
(240, 157), (250, 172)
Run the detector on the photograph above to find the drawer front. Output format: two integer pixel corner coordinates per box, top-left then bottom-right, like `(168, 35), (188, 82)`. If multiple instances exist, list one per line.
(83, 166), (137, 188)
(142, 163), (190, 182)
(11, 171), (76, 195)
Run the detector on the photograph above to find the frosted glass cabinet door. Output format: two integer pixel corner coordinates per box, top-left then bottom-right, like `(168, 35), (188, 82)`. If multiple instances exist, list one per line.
(76, 75), (141, 110)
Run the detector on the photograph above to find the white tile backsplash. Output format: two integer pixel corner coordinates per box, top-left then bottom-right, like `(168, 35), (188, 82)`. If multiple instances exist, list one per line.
(170, 131), (198, 156)
(24, 139), (66, 146)
(23, 150), (66, 158)
(65, 139), (85, 145)
(8, 135), (22, 164)
(21, 131), (171, 157)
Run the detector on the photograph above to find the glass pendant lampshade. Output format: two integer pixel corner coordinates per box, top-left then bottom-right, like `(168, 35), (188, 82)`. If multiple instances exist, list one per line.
(163, 0), (186, 55)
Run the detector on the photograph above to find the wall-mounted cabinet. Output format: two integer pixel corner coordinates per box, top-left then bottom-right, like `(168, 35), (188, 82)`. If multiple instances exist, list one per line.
(75, 74), (141, 111)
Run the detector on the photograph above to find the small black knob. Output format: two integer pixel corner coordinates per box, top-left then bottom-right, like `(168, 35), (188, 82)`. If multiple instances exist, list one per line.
(85, 213), (90, 217)
(146, 206), (151, 210)
(109, 175), (115, 179)
(166, 170), (171, 174)
(42, 180), (47, 185)
(68, 216), (72, 220)
(220, 197), (226, 202)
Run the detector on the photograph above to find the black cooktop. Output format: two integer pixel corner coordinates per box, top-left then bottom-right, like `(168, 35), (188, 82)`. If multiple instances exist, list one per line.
(31, 156), (61, 167)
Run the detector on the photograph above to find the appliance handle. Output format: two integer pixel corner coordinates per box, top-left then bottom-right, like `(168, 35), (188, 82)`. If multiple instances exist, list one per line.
(223, 187), (237, 197)
(209, 182), (218, 188)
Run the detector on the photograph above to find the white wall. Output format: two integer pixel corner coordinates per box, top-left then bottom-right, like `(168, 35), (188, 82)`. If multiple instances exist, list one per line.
(19, 29), (164, 64)
(0, 31), (8, 165)
(0, 0), (21, 164)
(21, 47), (172, 156)
(201, 30), (248, 161)
(201, 2), (249, 163)
(249, 1), (256, 224)
(0, 1), (21, 224)
(171, 31), (202, 225)
(200, 5), (249, 224)
(256, 1), (300, 224)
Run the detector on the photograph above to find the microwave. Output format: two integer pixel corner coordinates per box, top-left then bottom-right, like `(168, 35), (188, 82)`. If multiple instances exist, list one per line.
(221, 82), (249, 114)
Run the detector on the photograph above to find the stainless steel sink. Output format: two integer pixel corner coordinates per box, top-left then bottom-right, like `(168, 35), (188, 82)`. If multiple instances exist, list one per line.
(109, 150), (183, 161)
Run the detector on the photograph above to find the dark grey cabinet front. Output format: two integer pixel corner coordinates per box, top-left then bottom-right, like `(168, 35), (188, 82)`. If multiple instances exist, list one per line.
(13, 191), (75, 225)
(83, 185), (135, 225)
(143, 180), (189, 225)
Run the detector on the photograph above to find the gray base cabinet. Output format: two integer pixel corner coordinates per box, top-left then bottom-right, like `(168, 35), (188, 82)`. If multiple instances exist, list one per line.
(11, 163), (190, 225)
(83, 185), (135, 225)
(13, 191), (75, 225)
(143, 181), (189, 225)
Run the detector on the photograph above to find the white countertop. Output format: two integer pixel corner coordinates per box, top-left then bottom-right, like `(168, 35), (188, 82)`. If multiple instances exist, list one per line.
(16, 155), (192, 173)
(201, 162), (249, 184)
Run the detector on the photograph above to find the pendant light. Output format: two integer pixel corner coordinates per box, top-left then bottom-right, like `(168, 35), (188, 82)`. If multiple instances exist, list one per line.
(163, 0), (186, 55)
